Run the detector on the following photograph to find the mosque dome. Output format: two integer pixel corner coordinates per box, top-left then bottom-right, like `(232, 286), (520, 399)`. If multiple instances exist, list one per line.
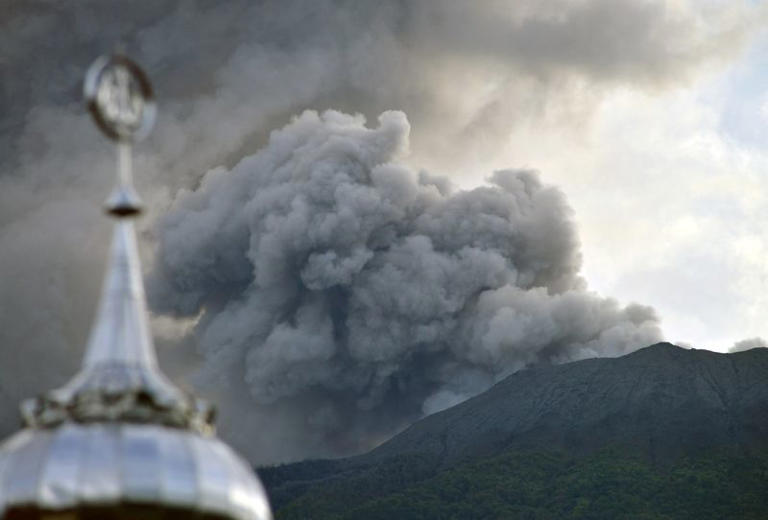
(0, 424), (270, 519)
(0, 55), (272, 520)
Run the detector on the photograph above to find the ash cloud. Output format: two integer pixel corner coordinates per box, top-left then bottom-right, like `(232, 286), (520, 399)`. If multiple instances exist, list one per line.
(729, 337), (768, 353)
(149, 110), (660, 459)
(0, 0), (764, 461)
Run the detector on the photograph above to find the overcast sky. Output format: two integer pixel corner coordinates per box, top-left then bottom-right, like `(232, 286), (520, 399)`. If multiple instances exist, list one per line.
(513, 26), (768, 352)
(1, 0), (767, 462)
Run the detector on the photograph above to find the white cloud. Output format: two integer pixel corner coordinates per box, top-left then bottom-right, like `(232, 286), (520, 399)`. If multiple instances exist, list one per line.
(494, 39), (768, 352)
(760, 93), (768, 121)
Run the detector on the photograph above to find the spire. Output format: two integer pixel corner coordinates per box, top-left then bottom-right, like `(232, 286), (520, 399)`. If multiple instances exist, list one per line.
(20, 54), (213, 434)
(82, 54), (154, 366)
(0, 53), (272, 520)
(82, 218), (156, 368)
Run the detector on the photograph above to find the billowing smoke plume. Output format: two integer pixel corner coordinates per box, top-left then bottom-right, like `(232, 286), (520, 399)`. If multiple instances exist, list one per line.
(1, 0), (764, 462)
(150, 110), (660, 458)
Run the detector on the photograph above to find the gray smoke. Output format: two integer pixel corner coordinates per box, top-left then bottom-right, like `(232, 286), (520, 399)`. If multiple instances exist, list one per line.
(149, 109), (660, 459)
(730, 337), (768, 353)
(0, 0), (764, 462)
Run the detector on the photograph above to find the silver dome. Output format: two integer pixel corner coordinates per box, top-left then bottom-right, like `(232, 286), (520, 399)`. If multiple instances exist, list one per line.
(0, 423), (270, 519)
(0, 55), (272, 520)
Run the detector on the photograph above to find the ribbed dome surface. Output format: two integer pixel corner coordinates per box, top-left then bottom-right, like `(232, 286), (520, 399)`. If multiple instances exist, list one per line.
(0, 423), (271, 520)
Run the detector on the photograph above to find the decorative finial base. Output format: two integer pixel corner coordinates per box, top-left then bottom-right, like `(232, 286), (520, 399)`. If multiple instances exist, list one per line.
(106, 185), (144, 217)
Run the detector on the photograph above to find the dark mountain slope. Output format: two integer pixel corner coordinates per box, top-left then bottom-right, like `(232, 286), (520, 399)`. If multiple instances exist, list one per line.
(368, 342), (768, 464)
(262, 343), (768, 516)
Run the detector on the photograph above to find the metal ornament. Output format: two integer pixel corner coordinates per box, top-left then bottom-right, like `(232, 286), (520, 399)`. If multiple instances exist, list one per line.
(84, 54), (155, 143)
(85, 54), (156, 216)
(84, 54), (156, 217)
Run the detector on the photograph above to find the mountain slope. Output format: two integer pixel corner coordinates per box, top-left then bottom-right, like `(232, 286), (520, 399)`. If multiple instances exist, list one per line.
(368, 342), (768, 464)
(262, 343), (768, 516)
(275, 448), (768, 520)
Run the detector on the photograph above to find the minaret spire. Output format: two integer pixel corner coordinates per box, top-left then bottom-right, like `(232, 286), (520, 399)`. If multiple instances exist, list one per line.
(0, 53), (272, 520)
(21, 55), (213, 434)
(83, 54), (153, 368)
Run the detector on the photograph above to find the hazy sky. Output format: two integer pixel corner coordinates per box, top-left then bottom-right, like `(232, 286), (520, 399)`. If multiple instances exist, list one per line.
(1, 0), (767, 462)
(518, 27), (768, 352)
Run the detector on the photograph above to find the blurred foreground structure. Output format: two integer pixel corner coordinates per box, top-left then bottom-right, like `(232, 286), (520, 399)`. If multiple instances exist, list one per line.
(0, 55), (272, 520)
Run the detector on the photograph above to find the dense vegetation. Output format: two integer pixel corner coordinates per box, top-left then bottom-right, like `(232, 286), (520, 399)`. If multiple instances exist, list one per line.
(265, 447), (768, 519)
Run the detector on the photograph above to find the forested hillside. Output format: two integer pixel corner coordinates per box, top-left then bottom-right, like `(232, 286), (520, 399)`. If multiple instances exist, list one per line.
(269, 448), (768, 519)
(262, 344), (768, 518)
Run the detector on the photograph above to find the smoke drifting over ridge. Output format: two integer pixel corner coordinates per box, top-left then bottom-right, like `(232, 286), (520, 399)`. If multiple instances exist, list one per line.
(150, 110), (660, 458)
